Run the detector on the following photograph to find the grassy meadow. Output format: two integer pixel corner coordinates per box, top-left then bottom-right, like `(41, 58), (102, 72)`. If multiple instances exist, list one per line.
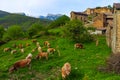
(0, 35), (120, 80)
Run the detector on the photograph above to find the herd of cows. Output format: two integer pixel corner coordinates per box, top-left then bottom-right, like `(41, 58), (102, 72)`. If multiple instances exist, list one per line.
(2, 39), (84, 79)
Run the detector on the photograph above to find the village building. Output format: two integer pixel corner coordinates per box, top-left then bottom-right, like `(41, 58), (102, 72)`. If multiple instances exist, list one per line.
(93, 13), (113, 34)
(70, 7), (112, 34)
(70, 11), (88, 23)
(84, 7), (112, 15)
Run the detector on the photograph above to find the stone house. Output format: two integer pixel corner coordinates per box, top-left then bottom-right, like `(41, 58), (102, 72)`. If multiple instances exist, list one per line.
(93, 13), (106, 29)
(106, 3), (120, 53)
(84, 8), (94, 15)
(70, 11), (88, 23)
(84, 7), (112, 15)
(92, 13), (113, 34)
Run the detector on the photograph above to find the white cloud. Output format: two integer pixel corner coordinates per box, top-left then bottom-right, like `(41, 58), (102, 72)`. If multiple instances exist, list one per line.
(0, 0), (120, 17)
(0, 0), (56, 17)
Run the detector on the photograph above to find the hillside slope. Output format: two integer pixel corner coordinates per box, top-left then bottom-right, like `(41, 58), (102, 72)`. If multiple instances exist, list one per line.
(0, 10), (10, 18)
(0, 10), (51, 29)
(0, 36), (117, 80)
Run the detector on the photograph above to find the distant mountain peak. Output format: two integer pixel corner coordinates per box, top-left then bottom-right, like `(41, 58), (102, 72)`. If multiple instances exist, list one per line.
(0, 10), (10, 17)
(39, 14), (63, 20)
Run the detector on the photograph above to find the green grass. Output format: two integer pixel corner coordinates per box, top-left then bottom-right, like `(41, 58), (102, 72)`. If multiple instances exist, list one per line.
(0, 35), (119, 80)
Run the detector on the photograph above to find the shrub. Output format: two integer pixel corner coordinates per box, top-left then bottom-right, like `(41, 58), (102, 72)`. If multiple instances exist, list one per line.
(63, 20), (94, 43)
(5, 25), (24, 40)
(28, 22), (43, 38)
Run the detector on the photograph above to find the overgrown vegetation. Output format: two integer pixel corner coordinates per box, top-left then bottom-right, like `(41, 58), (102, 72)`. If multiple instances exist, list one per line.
(0, 12), (117, 80)
(63, 20), (93, 43)
(0, 35), (114, 80)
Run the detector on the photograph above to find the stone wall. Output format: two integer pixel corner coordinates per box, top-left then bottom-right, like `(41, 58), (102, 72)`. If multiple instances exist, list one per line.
(93, 14), (105, 28)
(109, 6), (120, 53)
(106, 25), (113, 47)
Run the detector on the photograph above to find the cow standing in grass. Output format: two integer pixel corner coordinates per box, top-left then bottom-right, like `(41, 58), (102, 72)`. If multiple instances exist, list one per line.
(3, 48), (11, 52)
(32, 39), (37, 43)
(9, 53), (32, 73)
(20, 48), (24, 53)
(61, 62), (71, 79)
(44, 41), (50, 48)
(11, 50), (17, 54)
(47, 48), (56, 54)
(36, 52), (48, 60)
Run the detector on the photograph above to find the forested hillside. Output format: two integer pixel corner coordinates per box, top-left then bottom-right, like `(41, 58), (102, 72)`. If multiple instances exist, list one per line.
(0, 10), (51, 29)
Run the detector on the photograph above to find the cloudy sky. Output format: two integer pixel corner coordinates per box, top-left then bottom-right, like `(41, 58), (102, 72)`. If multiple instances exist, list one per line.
(0, 0), (120, 17)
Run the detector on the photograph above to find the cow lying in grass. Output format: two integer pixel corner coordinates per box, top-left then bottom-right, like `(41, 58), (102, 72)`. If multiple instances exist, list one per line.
(36, 52), (48, 60)
(74, 43), (84, 49)
(9, 53), (32, 73)
(61, 62), (71, 79)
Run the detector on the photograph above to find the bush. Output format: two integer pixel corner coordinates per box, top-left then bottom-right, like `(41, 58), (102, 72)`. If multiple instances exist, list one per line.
(63, 20), (94, 43)
(5, 25), (24, 40)
(28, 22), (44, 38)
(48, 28), (63, 36)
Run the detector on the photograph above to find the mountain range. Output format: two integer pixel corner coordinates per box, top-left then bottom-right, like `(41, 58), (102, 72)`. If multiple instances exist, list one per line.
(0, 10), (51, 30)
(39, 14), (63, 20)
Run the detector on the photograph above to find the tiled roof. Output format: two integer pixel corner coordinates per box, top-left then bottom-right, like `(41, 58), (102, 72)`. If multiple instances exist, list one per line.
(72, 11), (88, 16)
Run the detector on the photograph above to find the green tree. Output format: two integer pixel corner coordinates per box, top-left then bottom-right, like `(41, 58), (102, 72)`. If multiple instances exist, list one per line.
(107, 5), (113, 9)
(0, 26), (5, 40)
(6, 25), (24, 40)
(63, 20), (93, 43)
(49, 15), (70, 28)
(28, 22), (43, 38)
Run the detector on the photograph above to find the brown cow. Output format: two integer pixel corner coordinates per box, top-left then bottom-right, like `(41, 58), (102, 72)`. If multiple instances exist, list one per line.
(61, 62), (71, 79)
(18, 43), (23, 49)
(36, 52), (48, 60)
(47, 48), (55, 54)
(3, 48), (11, 52)
(44, 41), (50, 48)
(26, 43), (30, 47)
(74, 43), (84, 49)
(32, 39), (37, 43)
(11, 50), (17, 54)
(9, 59), (31, 73)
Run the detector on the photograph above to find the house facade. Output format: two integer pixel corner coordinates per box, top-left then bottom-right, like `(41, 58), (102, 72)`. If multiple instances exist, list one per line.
(70, 11), (88, 23)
